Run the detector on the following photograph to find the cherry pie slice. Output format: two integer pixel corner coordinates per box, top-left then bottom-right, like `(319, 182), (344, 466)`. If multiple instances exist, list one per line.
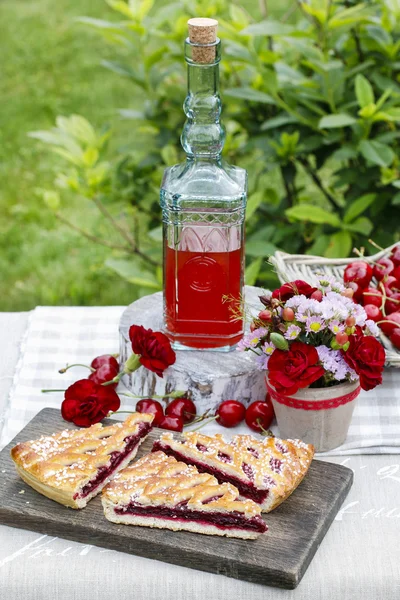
(102, 450), (267, 539)
(152, 432), (314, 512)
(11, 413), (153, 509)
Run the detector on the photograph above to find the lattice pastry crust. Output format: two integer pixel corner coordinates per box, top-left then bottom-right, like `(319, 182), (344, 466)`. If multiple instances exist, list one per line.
(102, 451), (267, 539)
(11, 413), (153, 509)
(153, 432), (314, 512)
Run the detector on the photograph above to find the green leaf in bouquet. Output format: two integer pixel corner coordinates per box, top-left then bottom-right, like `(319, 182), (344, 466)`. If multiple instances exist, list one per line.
(359, 140), (394, 167)
(106, 257), (160, 289)
(241, 20), (295, 37)
(355, 74), (374, 108)
(245, 258), (262, 286)
(324, 230), (352, 258)
(319, 114), (356, 128)
(285, 204), (341, 227)
(344, 193), (376, 223)
(224, 87), (275, 104)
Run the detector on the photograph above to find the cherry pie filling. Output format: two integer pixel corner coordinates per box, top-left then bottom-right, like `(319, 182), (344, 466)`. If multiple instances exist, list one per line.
(74, 422), (151, 500)
(115, 500), (267, 533)
(152, 441), (270, 504)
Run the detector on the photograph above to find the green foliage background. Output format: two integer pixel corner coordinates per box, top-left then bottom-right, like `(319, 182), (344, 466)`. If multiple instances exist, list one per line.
(1, 0), (400, 311)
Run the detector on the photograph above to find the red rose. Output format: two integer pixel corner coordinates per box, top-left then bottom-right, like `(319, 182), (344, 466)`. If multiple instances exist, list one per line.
(61, 379), (120, 427)
(272, 280), (317, 302)
(129, 325), (176, 377)
(267, 341), (325, 396)
(342, 331), (385, 391)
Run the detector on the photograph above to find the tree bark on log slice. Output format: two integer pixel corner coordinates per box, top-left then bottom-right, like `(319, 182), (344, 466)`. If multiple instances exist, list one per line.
(119, 286), (266, 413)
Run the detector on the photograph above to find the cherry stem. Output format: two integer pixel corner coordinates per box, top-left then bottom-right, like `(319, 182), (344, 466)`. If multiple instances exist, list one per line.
(377, 319), (400, 327)
(101, 373), (123, 386)
(188, 415), (218, 432)
(256, 418), (274, 437)
(368, 239), (385, 252)
(58, 363), (95, 374)
(42, 389), (66, 393)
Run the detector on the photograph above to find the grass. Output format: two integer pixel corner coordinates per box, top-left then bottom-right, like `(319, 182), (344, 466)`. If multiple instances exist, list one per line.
(0, 0), (140, 310)
(0, 0), (292, 311)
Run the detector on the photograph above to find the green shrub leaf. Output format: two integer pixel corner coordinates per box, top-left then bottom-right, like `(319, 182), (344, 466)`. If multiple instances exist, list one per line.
(324, 230), (352, 258)
(344, 193), (376, 223)
(359, 140), (395, 167)
(319, 114), (357, 128)
(241, 20), (295, 37)
(285, 204), (342, 227)
(245, 258), (262, 286)
(105, 258), (161, 289)
(356, 74), (375, 108)
(224, 87), (275, 104)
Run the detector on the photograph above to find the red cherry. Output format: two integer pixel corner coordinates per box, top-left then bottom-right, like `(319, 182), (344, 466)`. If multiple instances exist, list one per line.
(310, 290), (323, 301)
(361, 287), (383, 308)
(383, 276), (399, 295)
(392, 266), (400, 282)
(379, 311), (400, 336)
(88, 364), (119, 388)
(158, 415), (184, 432)
(282, 307), (295, 321)
(335, 332), (349, 346)
(390, 327), (400, 349)
(245, 400), (274, 433)
(346, 281), (363, 302)
(166, 398), (196, 424)
(363, 304), (382, 322)
(258, 309), (272, 321)
(216, 400), (246, 428)
(385, 292), (400, 315)
(390, 245), (400, 267)
(136, 399), (164, 427)
(91, 354), (119, 372)
(373, 257), (394, 281)
(345, 316), (356, 327)
(343, 261), (373, 289)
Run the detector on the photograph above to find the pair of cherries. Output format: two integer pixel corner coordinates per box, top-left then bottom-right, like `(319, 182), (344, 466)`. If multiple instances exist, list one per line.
(87, 354), (119, 388)
(136, 397), (197, 432)
(215, 395), (274, 433)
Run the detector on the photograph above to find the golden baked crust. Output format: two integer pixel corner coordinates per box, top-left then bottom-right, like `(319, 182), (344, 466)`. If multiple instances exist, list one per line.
(154, 432), (314, 512)
(102, 451), (266, 539)
(11, 413), (153, 509)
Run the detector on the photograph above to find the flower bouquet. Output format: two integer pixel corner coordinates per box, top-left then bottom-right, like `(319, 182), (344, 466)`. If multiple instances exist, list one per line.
(238, 278), (386, 451)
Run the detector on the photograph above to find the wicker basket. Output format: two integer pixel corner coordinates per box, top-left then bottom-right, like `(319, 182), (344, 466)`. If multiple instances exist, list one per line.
(270, 242), (400, 368)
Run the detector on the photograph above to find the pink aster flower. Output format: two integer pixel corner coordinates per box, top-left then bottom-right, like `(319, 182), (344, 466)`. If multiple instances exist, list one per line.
(284, 324), (301, 340)
(305, 316), (326, 334)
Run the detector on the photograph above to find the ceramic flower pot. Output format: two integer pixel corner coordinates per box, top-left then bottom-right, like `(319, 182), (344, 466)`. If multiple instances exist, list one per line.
(266, 378), (361, 452)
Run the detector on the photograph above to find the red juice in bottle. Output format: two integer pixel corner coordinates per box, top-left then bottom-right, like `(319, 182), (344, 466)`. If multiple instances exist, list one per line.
(164, 244), (243, 349)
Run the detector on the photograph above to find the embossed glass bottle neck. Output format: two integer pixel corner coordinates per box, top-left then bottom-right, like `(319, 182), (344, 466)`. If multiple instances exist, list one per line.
(181, 39), (224, 159)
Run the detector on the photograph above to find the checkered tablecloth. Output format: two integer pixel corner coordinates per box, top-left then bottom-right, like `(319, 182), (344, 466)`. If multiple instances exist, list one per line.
(1, 306), (399, 454)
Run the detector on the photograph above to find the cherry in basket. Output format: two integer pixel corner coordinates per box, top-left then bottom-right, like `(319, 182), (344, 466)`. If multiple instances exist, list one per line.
(343, 261), (373, 289)
(373, 257), (394, 281)
(379, 311), (400, 336)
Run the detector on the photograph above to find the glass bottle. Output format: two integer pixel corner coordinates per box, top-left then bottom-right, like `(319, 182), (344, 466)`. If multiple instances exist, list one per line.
(160, 18), (247, 352)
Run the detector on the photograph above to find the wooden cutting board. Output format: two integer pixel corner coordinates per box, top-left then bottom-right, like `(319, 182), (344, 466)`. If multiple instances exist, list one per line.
(0, 408), (353, 589)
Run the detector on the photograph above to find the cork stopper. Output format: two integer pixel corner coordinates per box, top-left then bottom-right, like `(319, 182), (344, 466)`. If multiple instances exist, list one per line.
(187, 18), (218, 64)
